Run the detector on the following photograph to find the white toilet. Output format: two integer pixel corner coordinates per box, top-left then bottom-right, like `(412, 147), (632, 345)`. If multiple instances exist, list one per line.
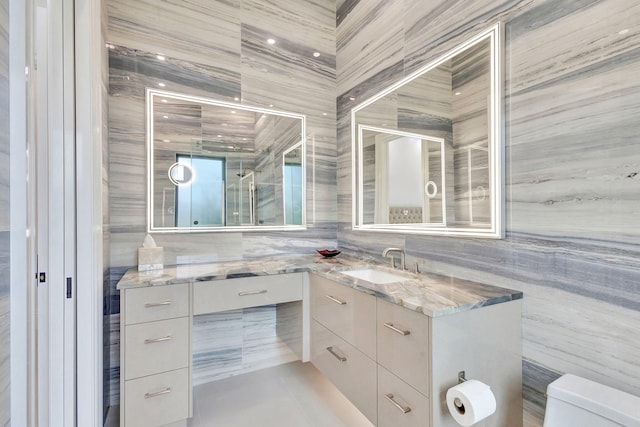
(543, 374), (640, 426)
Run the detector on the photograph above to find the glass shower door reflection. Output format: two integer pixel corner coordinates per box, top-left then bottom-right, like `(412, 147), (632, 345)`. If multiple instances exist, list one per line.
(175, 154), (225, 227)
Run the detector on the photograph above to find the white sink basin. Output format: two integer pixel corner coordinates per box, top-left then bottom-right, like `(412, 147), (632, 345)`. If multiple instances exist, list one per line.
(340, 268), (410, 284)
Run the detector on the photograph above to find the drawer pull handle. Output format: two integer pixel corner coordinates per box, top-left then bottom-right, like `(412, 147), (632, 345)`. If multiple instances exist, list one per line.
(238, 289), (267, 296)
(385, 393), (412, 413)
(144, 300), (172, 308)
(144, 335), (173, 344)
(325, 295), (347, 305)
(384, 322), (410, 336)
(144, 387), (172, 399)
(326, 346), (347, 362)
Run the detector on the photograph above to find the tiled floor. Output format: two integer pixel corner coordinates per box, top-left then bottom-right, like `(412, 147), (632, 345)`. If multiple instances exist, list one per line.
(188, 361), (373, 427)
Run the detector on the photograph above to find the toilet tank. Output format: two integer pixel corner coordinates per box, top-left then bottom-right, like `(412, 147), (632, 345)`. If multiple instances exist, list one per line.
(543, 374), (640, 427)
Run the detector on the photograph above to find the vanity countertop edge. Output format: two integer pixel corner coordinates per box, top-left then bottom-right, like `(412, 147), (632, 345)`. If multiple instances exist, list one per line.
(116, 254), (522, 317)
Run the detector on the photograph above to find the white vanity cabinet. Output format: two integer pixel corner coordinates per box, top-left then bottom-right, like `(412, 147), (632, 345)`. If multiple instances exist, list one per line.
(310, 274), (378, 423)
(119, 272), (307, 426)
(120, 283), (192, 427)
(376, 299), (431, 427)
(192, 273), (303, 315)
(309, 273), (522, 427)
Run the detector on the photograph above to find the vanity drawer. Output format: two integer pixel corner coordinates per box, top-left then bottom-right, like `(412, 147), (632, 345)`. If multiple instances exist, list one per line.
(311, 320), (377, 424)
(124, 283), (190, 325)
(378, 365), (430, 427)
(377, 299), (430, 396)
(192, 273), (303, 315)
(310, 274), (376, 359)
(124, 317), (190, 380)
(124, 368), (189, 427)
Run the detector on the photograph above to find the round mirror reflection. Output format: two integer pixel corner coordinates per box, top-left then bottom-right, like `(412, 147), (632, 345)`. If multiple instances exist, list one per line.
(168, 162), (194, 186)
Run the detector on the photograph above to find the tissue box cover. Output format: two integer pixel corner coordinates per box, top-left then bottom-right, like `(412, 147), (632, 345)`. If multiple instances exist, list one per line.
(138, 247), (164, 271)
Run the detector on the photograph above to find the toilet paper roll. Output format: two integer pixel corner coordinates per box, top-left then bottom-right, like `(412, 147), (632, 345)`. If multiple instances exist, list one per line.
(446, 379), (496, 426)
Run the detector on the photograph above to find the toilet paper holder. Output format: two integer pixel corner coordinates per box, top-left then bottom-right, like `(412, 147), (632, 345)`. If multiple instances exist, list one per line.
(458, 370), (467, 384)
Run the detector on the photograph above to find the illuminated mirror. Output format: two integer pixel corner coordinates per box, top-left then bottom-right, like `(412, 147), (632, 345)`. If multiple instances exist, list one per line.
(352, 23), (503, 238)
(147, 90), (306, 232)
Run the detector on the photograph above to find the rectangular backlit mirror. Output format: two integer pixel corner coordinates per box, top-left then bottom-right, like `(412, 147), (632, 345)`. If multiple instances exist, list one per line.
(351, 23), (503, 238)
(147, 89), (306, 232)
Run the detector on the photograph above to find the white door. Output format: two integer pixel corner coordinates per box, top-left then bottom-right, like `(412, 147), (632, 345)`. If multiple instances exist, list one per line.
(32, 0), (77, 425)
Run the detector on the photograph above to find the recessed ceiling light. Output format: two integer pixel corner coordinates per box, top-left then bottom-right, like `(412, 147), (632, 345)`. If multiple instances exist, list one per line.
(349, 96), (356, 101)
(269, 104), (274, 107)
(313, 52), (320, 57)
(161, 99), (168, 103)
(163, 115), (169, 119)
(267, 38), (276, 45)
(231, 110), (236, 114)
(158, 82), (166, 87)
(242, 138), (248, 141)
(455, 92), (461, 96)
(156, 55), (166, 61)
(322, 112), (328, 116)
(217, 134), (223, 138)
(234, 97), (240, 101)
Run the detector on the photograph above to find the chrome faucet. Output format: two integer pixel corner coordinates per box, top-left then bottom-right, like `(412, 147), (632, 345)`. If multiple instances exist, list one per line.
(382, 247), (405, 270)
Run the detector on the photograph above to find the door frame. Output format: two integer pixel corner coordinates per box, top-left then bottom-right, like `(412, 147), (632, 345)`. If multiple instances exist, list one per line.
(10, 0), (104, 425)
(75, 0), (105, 425)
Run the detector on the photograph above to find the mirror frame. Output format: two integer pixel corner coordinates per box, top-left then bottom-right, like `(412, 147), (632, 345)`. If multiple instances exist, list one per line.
(146, 89), (307, 233)
(350, 22), (504, 238)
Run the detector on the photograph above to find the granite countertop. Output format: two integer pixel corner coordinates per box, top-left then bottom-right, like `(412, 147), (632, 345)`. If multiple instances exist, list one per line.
(116, 254), (522, 317)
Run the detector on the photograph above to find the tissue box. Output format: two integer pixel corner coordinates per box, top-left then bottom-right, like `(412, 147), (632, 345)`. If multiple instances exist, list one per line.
(138, 247), (164, 271)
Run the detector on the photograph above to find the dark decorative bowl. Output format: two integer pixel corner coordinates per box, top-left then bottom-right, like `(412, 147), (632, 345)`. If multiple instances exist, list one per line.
(317, 249), (341, 258)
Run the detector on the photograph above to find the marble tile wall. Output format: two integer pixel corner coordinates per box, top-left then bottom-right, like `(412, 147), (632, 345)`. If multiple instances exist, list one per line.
(105, 0), (337, 408)
(336, 0), (640, 425)
(102, 0), (111, 420)
(0, 0), (10, 423)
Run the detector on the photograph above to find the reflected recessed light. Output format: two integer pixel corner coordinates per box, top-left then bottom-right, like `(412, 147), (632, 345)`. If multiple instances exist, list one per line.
(322, 112), (328, 116)
(163, 115), (169, 119)
(222, 123), (228, 126)
(313, 52), (321, 57)
(231, 110), (236, 114)
(217, 134), (223, 138)
(619, 29), (629, 35)
(105, 43), (115, 49)
(156, 55), (166, 61)
(162, 139), (170, 143)
(454, 92), (461, 96)
(161, 99), (168, 103)
(269, 104), (274, 107)
(234, 97), (240, 101)
(267, 38), (276, 45)
(349, 96), (356, 101)
(242, 138), (248, 141)
(158, 82), (166, 87)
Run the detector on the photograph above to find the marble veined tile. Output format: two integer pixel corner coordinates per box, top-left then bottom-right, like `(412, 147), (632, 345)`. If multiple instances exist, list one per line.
(192, 310), (244, 385)
(108, 0), (241, 72)
(241, 305), (299, 371)
(523, 281), (640, 397)
(336, 0), (404, 95)
(240, 22), (336, 118)
(403, 0), (527, 75)
(242, 0), (336, 57)
(506, 1), (640, 244)
(192, 305), (300, 386)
